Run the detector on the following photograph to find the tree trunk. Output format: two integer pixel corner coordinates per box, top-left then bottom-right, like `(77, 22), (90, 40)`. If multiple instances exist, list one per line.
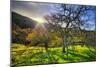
(63, 46), (66, 53)
(45, 42), (48, 52)
(62, 35), (66, 53)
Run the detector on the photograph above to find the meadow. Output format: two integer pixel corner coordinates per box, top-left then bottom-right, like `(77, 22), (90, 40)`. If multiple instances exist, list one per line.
(11, 44), (96, 67)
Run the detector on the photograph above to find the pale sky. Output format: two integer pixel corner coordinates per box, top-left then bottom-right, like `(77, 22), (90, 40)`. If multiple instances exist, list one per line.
(12, 1), (57, 23)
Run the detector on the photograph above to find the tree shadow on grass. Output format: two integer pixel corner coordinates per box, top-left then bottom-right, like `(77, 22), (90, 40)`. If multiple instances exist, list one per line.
(68, 50), (96, 62)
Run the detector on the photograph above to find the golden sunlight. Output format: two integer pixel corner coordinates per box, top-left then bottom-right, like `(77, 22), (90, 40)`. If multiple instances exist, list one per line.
(33, 17), (45, 24)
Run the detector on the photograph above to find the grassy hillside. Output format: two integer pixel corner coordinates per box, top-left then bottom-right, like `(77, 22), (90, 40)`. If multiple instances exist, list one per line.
(11, 43), (96, 67)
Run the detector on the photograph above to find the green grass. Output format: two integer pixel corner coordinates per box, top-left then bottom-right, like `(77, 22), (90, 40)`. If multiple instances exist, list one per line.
(11, 44), (96, 67)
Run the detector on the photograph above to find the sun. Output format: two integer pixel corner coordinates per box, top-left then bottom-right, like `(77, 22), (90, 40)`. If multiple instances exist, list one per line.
(33, 17), (45, 24)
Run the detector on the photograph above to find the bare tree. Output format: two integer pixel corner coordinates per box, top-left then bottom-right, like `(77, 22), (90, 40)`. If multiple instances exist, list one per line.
(45, 4), (95, 54)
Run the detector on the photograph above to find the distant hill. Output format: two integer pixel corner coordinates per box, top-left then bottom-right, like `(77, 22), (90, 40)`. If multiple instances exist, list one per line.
(12, 12), (37, 44)
(12, 12), (36, 29)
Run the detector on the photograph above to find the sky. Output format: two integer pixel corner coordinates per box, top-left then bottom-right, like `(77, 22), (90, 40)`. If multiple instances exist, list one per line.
(12, 1), (57, 23)
(11, 1), (96, 31)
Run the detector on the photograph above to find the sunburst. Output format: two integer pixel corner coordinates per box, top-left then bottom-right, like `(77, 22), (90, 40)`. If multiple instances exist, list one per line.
(33, 17), (46, 24)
